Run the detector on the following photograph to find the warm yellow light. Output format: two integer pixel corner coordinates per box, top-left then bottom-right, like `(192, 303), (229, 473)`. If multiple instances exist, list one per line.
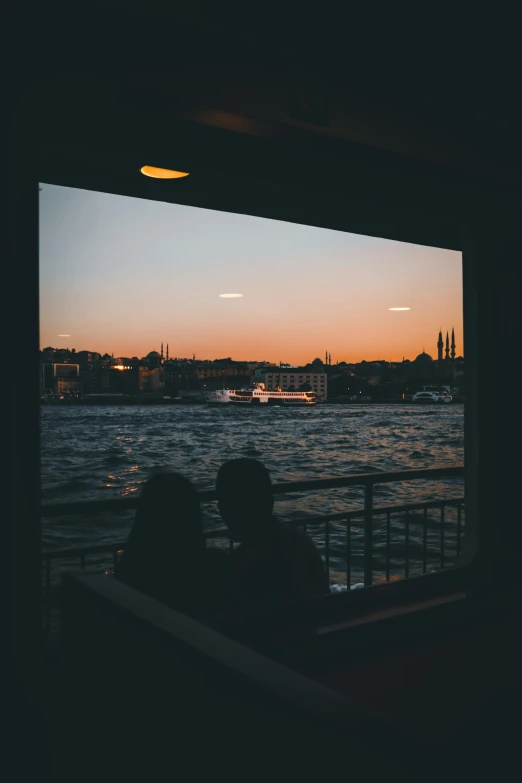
(140, 166), (189, 179)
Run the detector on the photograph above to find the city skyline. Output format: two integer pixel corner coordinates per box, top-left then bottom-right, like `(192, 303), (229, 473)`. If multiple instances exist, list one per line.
(40, 184), (463, 364)
(39, 338), (462, 366)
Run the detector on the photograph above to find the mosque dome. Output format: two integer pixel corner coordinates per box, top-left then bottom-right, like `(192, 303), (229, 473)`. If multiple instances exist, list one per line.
(146, 351), (162, 358)
(414, 352), (434, 363)
(311, 358), (324, 365)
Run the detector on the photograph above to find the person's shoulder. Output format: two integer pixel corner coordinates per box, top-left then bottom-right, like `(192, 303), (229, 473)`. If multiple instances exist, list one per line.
(287, 524), (322, 557)
(279, 522), (311, 551)
(284, 522), (311, 543)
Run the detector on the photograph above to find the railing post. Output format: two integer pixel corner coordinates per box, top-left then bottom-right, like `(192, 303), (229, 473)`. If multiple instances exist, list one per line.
(364, 481), (374, 586)
(346, 517), (351, 589)
(457, 504), (462, 559)
(386, 512), (391, 582)
(405, 510), (410, 578)
(46, 557), (51, 636)
(324, 521), (330, 581)
(440, 506), (445, 569)
(423, 507), (428, 574)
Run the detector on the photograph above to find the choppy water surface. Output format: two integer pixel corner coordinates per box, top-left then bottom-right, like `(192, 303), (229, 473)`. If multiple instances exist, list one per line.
(41, 404), (464, 587)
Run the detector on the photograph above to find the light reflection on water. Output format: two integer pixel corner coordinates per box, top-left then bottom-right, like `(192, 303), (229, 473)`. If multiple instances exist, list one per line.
(41, 403), (464, 582)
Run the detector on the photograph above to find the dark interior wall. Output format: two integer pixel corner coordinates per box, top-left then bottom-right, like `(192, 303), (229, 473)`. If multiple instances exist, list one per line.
(8, 80), (45, 778)
(462, 209), (522, 572)
(9, 87), (42, 682)
(58, 574), (418, 781)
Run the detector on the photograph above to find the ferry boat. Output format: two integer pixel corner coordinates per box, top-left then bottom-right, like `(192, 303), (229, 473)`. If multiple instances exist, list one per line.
(411, 387), (452, 403)
(208, 382), (317, 405)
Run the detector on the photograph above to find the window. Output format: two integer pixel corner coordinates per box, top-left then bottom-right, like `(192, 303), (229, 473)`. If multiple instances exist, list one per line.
(38, 163), (467, 639)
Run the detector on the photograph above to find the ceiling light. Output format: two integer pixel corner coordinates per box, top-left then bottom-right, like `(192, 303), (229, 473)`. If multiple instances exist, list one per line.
(140, 166), (189, 179)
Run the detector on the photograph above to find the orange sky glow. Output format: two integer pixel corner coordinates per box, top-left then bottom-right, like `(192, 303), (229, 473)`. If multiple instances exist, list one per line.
(40, 185), (463, 364)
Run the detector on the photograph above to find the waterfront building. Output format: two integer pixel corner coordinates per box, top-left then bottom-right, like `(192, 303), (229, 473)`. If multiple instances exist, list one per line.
(261, 366), (328, 400)
(139, 366), (164, 393)
(101, 364), (141, 395)
(42, 363), (81, 395)
(79, 361), (141, 396)
(195, 360), (250, 380)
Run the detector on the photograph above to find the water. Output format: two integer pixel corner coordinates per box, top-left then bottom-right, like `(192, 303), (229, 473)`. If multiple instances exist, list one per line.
(41, 403), (465, 588)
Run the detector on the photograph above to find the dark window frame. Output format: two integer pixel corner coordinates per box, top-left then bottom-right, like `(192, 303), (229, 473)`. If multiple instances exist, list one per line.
(11, 78), (521, 669)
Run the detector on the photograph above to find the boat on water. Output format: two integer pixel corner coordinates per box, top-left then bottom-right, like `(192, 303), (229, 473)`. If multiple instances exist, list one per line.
(208, 382), (317, 405)
(411, 388), (452, 403)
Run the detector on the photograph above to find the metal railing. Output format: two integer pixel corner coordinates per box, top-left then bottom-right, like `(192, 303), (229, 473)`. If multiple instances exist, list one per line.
(41, 466), (465, 635)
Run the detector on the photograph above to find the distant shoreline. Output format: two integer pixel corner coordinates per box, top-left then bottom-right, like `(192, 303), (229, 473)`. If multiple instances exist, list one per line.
(40, 398), (464, 406)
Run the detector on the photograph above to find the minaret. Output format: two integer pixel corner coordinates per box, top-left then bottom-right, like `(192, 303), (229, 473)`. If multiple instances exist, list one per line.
(325, 350), (328, 365)
(161, 342), (164, 360)
(328, 353), (331, 365)
(445, 332), (450, 360)
(445, 332), (450, 378)
(450, 328), (456, 383)
(166, 343), (169, 361)
(437, 328), (443, 362)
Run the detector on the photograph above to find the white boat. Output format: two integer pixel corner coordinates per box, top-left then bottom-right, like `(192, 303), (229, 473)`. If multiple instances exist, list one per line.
(207, 382), (317, 406)
(412, 388), (452, 403)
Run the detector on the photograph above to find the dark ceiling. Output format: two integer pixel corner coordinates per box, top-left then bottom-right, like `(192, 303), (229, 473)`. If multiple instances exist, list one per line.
(10, 2), (521, 253)
(23, 0), (520, 187)
(107, 7), (520, 164)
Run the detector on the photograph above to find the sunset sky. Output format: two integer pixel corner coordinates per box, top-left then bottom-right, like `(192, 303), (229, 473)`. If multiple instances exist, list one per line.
(39, 184), (463, 364)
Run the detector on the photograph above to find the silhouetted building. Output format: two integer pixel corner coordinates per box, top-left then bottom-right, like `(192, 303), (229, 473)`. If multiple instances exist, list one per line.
(413, 352), (436, 379)
(450, 328), (456, 382)
(144, 350), (162, 368)
(436, 328), (458, 382)
(93, 364), (141, 395)
(195, 361), (250, 381)
(42, 363), (80, 395)
(139, 366), (165, 393)
(74, 351), (102, 366)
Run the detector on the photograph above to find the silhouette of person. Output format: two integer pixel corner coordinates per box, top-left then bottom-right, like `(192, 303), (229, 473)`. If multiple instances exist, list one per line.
(114, 472), (229, 616)
(216, 458), (329, 608)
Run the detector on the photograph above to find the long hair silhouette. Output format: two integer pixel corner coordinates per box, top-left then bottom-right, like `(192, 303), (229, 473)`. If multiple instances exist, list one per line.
(115, 472), (203, 600)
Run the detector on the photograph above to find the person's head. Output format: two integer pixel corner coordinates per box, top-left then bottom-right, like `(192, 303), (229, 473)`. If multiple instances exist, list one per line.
(124, 471), (203, 565)
(216, 458), (274, 542)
